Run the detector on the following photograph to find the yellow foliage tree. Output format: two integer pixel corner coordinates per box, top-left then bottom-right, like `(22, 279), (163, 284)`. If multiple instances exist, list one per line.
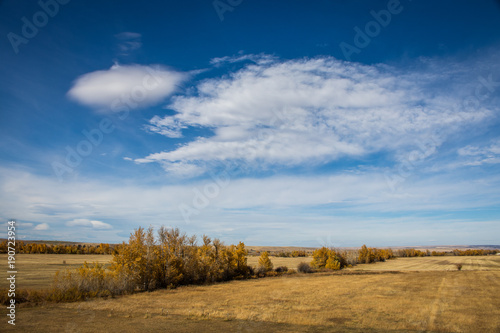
(311, 247), (330, 268)
(325, 255), (341, 270)
(258, 251), (273, 272)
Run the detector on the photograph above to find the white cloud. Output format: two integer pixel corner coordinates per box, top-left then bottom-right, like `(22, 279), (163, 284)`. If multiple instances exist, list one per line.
(159, 161), (206, 178)
(137, 56), (495, 175)
(68, 64), (187, 110)
(210, 53), (277, 66)
(457, 139), (500, 166)
(67, 219), (113, 230)
(145, 115), (186, 138)
(0, 165), (499, 244)
(34, 223), (49, 231)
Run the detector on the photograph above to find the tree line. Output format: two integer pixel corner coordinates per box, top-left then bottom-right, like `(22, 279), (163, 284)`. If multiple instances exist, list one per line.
(395, 248), (498, 257)
(274, 250), (308, 257)
(0, 241), (112, 254)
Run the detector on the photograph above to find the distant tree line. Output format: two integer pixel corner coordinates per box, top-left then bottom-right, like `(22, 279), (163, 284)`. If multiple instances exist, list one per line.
(0, 241), (112, 254)
(451, 249), (498, 256)
(274, 250), (308, 257)
(395, 248), (428, 257)
(395, 248), (498, 257)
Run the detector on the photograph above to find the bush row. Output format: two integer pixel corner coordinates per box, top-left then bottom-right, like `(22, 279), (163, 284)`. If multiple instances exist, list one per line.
(48, 226), (253, 302)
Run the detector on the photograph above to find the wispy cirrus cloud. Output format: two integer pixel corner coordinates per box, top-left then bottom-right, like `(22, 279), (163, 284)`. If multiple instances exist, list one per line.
(145, 115), (187, 138)
(457, 139), (500, 166)
(210, 52), (277, 66)
(115, 32), (142, 57)
(136, 54), (498, 177)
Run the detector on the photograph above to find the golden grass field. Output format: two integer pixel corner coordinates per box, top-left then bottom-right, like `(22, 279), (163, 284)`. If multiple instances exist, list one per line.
(1, 255), (500, 332)
(0, 254), (112, 289)
(349, 255), (500, 271)
(247, 255), (312, 271)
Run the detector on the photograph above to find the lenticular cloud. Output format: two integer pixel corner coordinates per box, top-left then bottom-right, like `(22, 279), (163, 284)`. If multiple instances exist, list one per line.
(68, 64), (186, 110)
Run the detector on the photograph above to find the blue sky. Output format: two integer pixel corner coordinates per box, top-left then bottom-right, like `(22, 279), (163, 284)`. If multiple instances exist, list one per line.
(1, 0), (500, 247)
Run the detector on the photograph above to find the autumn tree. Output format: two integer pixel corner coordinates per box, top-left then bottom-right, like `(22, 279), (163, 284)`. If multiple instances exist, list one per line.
(111, 226), (155, 291)
(311, 247), (343, 270)
(234, 241), (249, 276)
(258, 251), (273, 272)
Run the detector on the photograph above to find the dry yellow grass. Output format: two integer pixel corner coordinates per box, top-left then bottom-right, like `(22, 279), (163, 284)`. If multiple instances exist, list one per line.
(247, 255), (312, 271)
(349, 255), (500, 271)
(1, 256), (500, 332)
(0, 254), (113, 289)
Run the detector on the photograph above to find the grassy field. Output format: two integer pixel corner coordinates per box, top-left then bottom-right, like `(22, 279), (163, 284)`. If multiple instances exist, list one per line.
(1, 255), (500, 332)
(247, 255), (312, 271)
(349, 255), (500, 271)
(0, 254), (113, 289)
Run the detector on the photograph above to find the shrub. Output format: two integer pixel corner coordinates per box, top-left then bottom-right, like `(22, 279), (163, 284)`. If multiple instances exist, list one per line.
(265, 270), (278, 277)
(0, 288), (49, 306)
(359, 245), (396, 263)
(297, 262), (312, 273)
(325, 256), (341, 270)
(311, 247), (346, 270)
(310, 247), (330, 268)
(256, 267), (268, 277)
(275, 266), (288, 273)
(455, 263), (463, 271)
(342, 250), (359, 266)
(52, 262), (134, 301)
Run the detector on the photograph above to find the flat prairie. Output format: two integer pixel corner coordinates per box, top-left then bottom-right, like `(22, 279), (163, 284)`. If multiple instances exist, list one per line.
(349, 255), (500, 271)
(247, 255), (313, 271)
(1, 255), (500, 332)
(0, 254), (112, 289)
